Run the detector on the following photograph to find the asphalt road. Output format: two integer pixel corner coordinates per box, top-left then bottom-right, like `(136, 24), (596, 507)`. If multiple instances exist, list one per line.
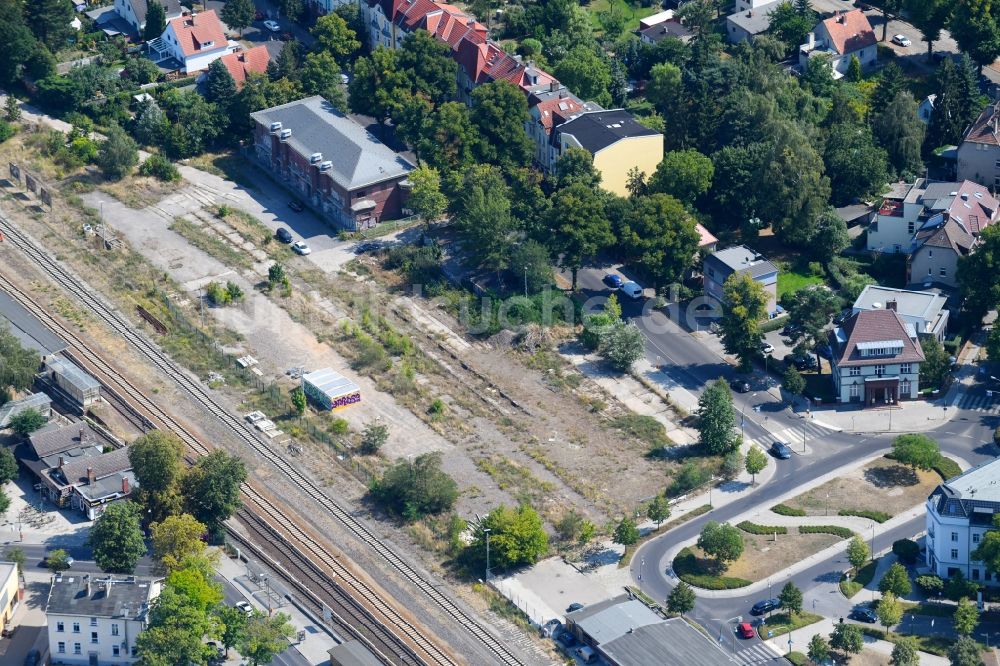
(574, 266), (999, 662)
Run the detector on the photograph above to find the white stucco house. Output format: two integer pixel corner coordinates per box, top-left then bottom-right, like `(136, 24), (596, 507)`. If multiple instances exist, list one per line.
(799, 10), (877, 78)
(151, 10), (234, 74)
(925, 458), (1000, 586)
(113, 0), (182, 36)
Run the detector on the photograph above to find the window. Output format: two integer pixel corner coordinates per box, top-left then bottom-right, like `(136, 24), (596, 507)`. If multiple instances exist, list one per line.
(850, 367), (861, 376)
(929, 250), (933, 258)
(850, 384), (859, 397)
(952, 532), (959, 542)
(73, 622), (80, 633)
(901, 380), (910, 396)
(131, 647), (138, 658)
(940, 267), (947, 277)
(974, 533), (981, 544)
(875, 364), (886, 376)
(973, 568), (980, 580)
(113, 646), (121, 657)
(90, 617), (97, 627)
(994, 159), (1000, 168)
(57, 643), (65, 654)
(901, 363), (911, 374)
(111, 624), (119, 637)
(927, 267), (932, 275)
(91, 631), (98, 644)
(355, 190), (367, 197)
(57, 622), (64, 633)
(951, 548), (959, 559)
(908, 220), (915, 234)
(74, 643), (81, 655)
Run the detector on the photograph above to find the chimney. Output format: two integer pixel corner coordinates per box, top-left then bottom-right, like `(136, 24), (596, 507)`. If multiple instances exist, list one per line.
(85, 574), (91, 597)
(837, 11), (846, 23)
(886, 299), (897, 312)
(806, 32), (816, 50)
(87, 467), (95, 485)
(549, 80), (558, 92)
(122, 477), (130, 494)
(58, 455), (65, 468)
(79, 427), (85, 443)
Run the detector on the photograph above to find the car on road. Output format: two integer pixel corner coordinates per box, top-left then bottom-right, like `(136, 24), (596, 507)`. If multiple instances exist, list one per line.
(263, 19), (280, 32)
(291, 241), (311, 255)
(287, 199), (305, 212)
(235, 600), (253, 617)
(620, 281), (644, 299)
(770, 442), (792, 460)
(891, 34), (912, 47)
(730, 379), (751, 393)
(760, 342), (774, 354)
(850, 606), (878, 623)
(566, 602), (585, 613)
(275, 227), (293, 243)
(750, 598), (782, 615)
(736, 622), (755, 639)
(603, 273), (624, 290)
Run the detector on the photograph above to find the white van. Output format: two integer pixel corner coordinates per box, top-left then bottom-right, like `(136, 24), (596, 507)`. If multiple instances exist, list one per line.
(620, 281), (644, 300)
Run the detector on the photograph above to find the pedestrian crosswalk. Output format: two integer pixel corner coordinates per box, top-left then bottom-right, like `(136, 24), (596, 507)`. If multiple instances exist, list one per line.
(954, 391), (1000, 414)
(734, 641), (783, 664)
(743, 421), (835, 451)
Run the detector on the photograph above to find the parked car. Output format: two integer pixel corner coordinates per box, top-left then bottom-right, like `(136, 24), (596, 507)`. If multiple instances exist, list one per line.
(730, 379), (751, 393)
(291, 241), (311, 255)
(760, 342), (775, 354)
(566, 602), (585, 613)
(235, 600), (253, 617)
(603, 273), (624, 290)
(556, 630), (576, 648)
(275, 227), (293, 243)
(781, 322), (801, 337)
(750, 598), (782, 615)
(736, 622), (756, 639)
(354, 240), (381, 254)
(340, 73), (350, 85)
(785, 353), (817, 371)
(287, 199), (305, 212)
(620, 281), (644, 299)
(541, 619), (562, 638)
(850, 606), (878, 623)
(832, 308), (852, 326)
(263, 19), (280, 32)
(891, 34), (911, 47)
(770, 442), (792, 460)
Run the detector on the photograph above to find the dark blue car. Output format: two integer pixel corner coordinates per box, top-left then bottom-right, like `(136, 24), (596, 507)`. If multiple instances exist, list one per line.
(750, 598), (782, 615)
(603, 274), (624, 289)
(770, 442), (792, 460)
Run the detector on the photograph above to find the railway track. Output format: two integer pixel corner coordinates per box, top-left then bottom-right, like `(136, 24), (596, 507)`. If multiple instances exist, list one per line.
(0, 211), (528, 666)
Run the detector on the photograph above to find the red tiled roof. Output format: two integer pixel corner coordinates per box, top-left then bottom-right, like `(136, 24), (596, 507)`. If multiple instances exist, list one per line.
(218, 45), (270, 88)
(946, 181), (998, 234)
(962, 101), (1000, 146)
(695, 223), (718, 248)
(168, 10), (226, 57)
(821, 10), (876, 56)
(533, 96), (585, 131)
(833, 309), (924, 368)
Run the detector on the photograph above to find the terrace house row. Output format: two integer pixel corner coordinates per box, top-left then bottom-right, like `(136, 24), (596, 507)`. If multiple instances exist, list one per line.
(360, 0), (663, 195)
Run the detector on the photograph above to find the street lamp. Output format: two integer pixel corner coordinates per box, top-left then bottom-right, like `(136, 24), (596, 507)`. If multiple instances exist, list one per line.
(639, 557), (645, 581)
(523, 266), (528, 298)
(484, 527), (492, 581)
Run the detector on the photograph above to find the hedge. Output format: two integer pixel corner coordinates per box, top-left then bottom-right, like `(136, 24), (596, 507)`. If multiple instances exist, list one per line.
(673, 547), (752, 590)
(737, 521), (788, 535)
(838, 508), (891, 523)
(798, 525), (854, 538)
(933, 457), (962, 481)
(759, 316), (787, 334)
(772, 504), (806, 517)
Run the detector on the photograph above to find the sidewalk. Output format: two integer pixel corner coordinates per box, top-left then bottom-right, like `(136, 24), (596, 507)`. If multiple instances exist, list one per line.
(215, 551), (337, 666)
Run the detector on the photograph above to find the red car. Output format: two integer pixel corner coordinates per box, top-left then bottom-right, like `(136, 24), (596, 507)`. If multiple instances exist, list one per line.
(737, 622), (755, 639)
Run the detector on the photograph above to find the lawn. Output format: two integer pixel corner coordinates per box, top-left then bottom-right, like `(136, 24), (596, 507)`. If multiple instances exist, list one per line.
(776, 270), (824, 302)
(840, 559), (877, 598)
(756, 611), (823, 639)
(585, 0), (662, 34)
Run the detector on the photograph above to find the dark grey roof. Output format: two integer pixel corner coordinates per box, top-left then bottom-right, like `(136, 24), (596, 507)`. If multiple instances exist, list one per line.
(557, 110), (660, 153)
(46, 575), (155, 620)
(250, 96), (414, 191)
(30, 423), (104, 459)
(328, 641), (384, 666)
(639, 21), (693, 43)
(704, 246), (778, 280)
(58, 447), (131, 487)
(75, 470), (137, 503)
(127, 0), (182, 26)
(0, 291), (66, 356)
(727, 1), (783, 35)
(600, 618), (737, 666)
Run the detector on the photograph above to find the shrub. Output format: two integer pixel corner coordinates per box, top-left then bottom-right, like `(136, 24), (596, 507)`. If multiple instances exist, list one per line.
(944, 571), (979, 601)
(427, 398), (446, 416)
(0, 120), (15, 143)
(139, 154), (180, 182)
(667, 462), (711, 497)
(772, 504), (806, 517)
(892, 538), (920, 565)
(932, 457), (962, 481)
(737, 521), (788, 536)
(839, 508), (891, 523)
(915, 574), (944, 594)
(798, 525), (854, 538)
(329, 417), (349, 436)
(672, 547), (751, 590)
(205, 281), (231, 306)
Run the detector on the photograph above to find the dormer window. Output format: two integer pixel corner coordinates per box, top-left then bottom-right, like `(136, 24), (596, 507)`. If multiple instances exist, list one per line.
(199, 41), (214, 49)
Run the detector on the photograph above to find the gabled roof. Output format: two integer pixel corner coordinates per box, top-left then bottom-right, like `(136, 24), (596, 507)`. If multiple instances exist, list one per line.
(124, 0), (182, 26)
(557, 110), (660, 153)
(944, 181), (998, 234)
(218, 46), (270, 88)
(832, 309), (925, 368)
(962, 100), (1000, 147)
(695, 223), (718, 248)
(727, 1), (783, 35)
(913, 217), (975, 255)
(167, 10), (226, 57)
(639, 20), (693, 43)
(30, 423), (102, 459)
(820, 10), (876, 55)
(58, 447), (132, 487)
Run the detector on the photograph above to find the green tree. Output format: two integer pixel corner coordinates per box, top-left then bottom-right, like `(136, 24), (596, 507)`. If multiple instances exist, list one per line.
(784, 286), (840, 372)
(719, 273), (768, 371)
(948, 635), (984, 666)
(290, 387), (306, 416)
(891, 636), (920, 666)
(26, 0), (74, 52)
(204, 59), (238, 109)
(470, 504), (549, 569)
(97, 123), (139, 181)
(891, 434), (941, 471)
(872, 91), (925, 178)
(612, 516), (640, 546)
(214, 605), (249, 657)
(240, 612), (295, 666)
(972, 515), (1000, 576)
(221, 0), (255, 36)
(667, 581), (696, 615)
(768, 2), (815, 53)
(783, 365), (806, 396)
(761, 121), (831, 248)
(553, 147), (601, 190)
(396, 29), (457, 106)
(470, 80), (533, 170)
(697, 521), (744, 564)
(408, 164), (447, 225)
(619, 193), (700, 292)
(454, 165), (518, 272)
(348, 48), (403, 126)
(166, 558), (223, 612)
(549, 182), (613, 291)
(553, 45), (612, 107)
(645, 62), (682, 123)
(779, 581), (803, 616)
(144, 0), (167, 41)
(370, 452), (458, 521)
(182, 451), (247, 536)
(0, 325), (40, 395)
(278, 0), (305, 22)
(808, 634), (830, 664)
(599, 321), (644, 372)
(646, 494), (670, 528)
(948, 0), (1000, 71)
(847, 535), (870, 569)
(744, 446), (768, 484)
(359, 422), (389, 455)
(45, 548), (72, 573)
(824, 122), (889, 206)
(720, 450), (743, 481)
(312, 12), (360, 63)
(847, 55), (863, 82)
(878, 591), (903, 633)
(954, 596), (980, 636)
(919, 335), (952, 389)
(647, 149), (715, 205)
(89, 501), (147, 573)
(905, 0), (953, 56)
(3, 546), (25, 579)
(879, 562), (913, 597)
(697, 379), (739, 455)
(958, 225), (1000, 322)
(8, 408), (46, 436)
(0, 2), (37, 87)
(151, 513), (208, 573)
(509, 241), (553, 294)
(829, 622), (864, 655)
(4, 95), (21, 122)
(136, 587), (217, 666)
(418, 102), (475, 174)
(299, 52), (347, 111)
(267, 262), (286, 289)
(128, 430), (186, 524)
(555, 509), (587, 542)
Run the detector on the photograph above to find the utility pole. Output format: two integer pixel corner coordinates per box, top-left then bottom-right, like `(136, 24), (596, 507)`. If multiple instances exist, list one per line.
(484, 527), (492, 581)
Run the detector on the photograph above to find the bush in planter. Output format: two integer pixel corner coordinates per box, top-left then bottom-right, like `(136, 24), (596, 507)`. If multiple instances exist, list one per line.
(892, 538), (920, 565)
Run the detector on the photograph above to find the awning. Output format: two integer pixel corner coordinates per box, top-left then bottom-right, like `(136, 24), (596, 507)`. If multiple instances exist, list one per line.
(351, 199), (376, 212)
